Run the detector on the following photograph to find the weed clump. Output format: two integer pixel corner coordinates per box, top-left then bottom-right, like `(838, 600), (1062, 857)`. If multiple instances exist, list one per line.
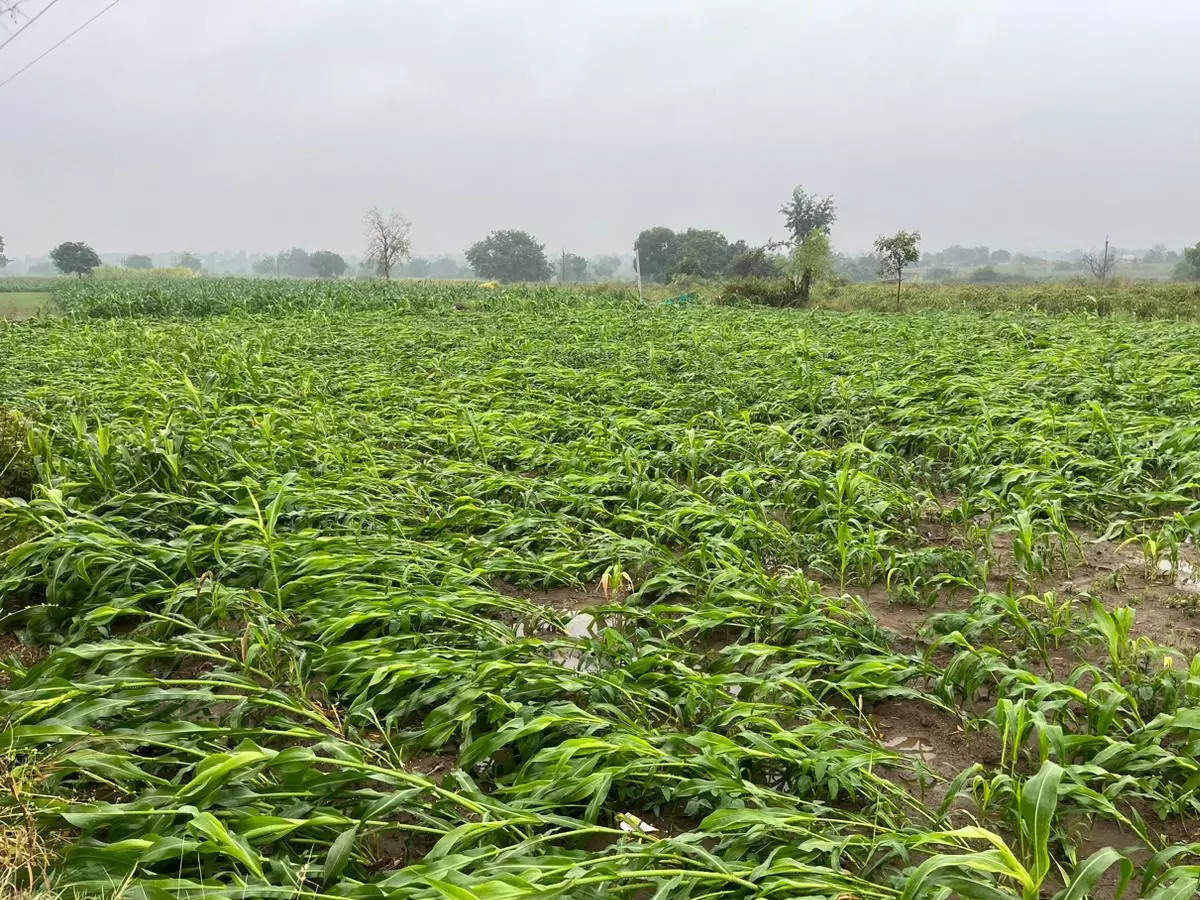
(0, 408), (35, 500)
(716, 277), (807, 307)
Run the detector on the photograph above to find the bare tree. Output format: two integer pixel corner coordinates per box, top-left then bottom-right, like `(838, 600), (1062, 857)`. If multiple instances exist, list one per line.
(363, 208), (412, 279)
(1082, 236), (1116, 282)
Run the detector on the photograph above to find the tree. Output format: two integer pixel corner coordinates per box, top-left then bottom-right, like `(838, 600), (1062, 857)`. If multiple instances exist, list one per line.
(466, 230), (551, 282)
(178, 251), (202, 272)
(990, 249), (1011, 263)
(730, 247), (779, 278)
(633, 227), (678, 283)
(363, 207), (412, 279)
(781, 186), (836, 300)
(874, 230), (921, 307)
(928, 245), (989, 268)
(429, 256), (464, 278)
(0, 235), (8, 269)
(787, 229), (833, 301)
(673, 229), (736, 278)
(124, 254), (153, 270)
(1174, 243), (1200, 281)
(559, 252), (589, 282)
(251, 257), (277, 276)
(309, 250), (347, 278)
(1082, 237), (1116, 282)
(780, 186), (836, 246)
(833, 253), (879, 283)
(50, 241), (101, 278)
(968, 266), (1004, 283)
(276, 248), (312, 278)
(590, 254), (621, 280)
(1141, 244), (1167, 264)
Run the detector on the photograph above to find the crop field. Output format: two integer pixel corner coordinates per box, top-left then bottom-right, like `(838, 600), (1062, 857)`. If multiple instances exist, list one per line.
(0, 292), (53, 321)
(2, 280), (1200, 898)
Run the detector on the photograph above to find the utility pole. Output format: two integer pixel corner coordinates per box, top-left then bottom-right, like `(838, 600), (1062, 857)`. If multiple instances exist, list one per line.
(635, 247), (644, 303)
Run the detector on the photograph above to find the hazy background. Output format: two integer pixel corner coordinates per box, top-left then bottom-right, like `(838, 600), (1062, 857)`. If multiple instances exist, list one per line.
(3, 0), (1198, 260)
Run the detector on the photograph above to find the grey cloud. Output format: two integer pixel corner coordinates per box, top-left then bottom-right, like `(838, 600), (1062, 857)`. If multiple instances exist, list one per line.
(3, 0), (1197, 260)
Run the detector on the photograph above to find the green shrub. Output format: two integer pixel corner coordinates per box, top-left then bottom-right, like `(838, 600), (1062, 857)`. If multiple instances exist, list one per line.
(716, 277), (805, 307)
(0, 408), (35, 500)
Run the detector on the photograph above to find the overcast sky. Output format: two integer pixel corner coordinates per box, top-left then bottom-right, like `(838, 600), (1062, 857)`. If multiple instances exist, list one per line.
(3, 0), (1198, 260)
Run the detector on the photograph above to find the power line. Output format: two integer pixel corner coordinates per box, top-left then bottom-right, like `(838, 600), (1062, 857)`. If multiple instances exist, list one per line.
(0, 0), (119, 90)
(0, 0), (61, 53)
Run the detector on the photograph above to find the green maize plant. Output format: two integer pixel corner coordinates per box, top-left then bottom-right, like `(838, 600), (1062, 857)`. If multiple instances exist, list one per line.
(0, 280), (1197, 897)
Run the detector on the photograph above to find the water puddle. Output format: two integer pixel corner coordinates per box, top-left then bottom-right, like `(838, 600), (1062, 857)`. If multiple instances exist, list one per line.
(1157, 558), (1200, 593)
(513, 612), (605, 672)
(564, 612), (595, 638)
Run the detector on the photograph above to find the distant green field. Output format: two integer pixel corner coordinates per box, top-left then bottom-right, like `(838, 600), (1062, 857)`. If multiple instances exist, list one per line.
(0, 291), (53, 319)
(0, 276), (63, 292)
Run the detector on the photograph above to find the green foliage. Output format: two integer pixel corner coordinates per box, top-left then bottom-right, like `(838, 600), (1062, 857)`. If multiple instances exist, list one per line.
(781, 185), (836, 245)
(122, 253), (153, 269)
(788, 227), (834, 300)
(558, 251), (588, 282)
(92, 265), (198, 280)
(49, 241), (101, 277)
(969, 266), (1005, 283)
(51, 277), (483, 317)
(0, 407), (34, 499)
(824, 279), (1200, 317)
(590, 253), (622, 280)
(0, 233), (8, 269)
(729, 247), (779, 278)
(834, 252), (880, 283)
(673, 228), (737, 278)
(309, 250), (347, 278)
(178, 250), (203, 271)
(0, 276), (61, 292)
(633, 226), (677, 282)
(875, 230), (922, 282)
(466, 229), (551, 282)
(276, 247), (312, 277)
(250, 256), (277, 276)
(634, 228), (749, 282)
(1, 284), (1200, 895)
(716, 277), (804, 306)
(1174, 243), (1200, 281)
(926, 244), (991, 267)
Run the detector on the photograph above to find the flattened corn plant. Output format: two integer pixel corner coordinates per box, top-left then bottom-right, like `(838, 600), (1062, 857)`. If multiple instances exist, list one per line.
(0, 280), (1199, 897)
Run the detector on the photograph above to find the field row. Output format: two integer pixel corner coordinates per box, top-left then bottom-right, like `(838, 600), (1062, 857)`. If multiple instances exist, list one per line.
(5, 275), (1200, 321)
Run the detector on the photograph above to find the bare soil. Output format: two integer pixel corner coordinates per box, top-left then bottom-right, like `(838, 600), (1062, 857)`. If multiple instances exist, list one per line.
(493, 577), (632, 612)
(0, 636), (47, 688)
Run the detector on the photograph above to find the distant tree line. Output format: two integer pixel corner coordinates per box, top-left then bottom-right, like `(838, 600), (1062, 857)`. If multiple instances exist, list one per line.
(7, 211), (1197, 287)
(631, 186), (921, 303)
